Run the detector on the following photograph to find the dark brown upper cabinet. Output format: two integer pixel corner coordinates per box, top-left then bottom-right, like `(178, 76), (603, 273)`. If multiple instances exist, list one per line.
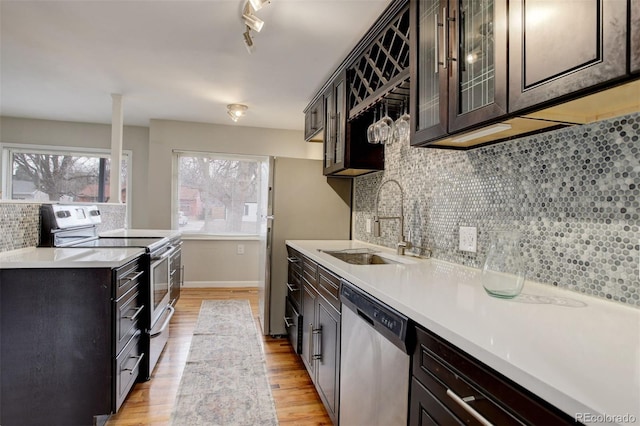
(322, 72), (348, 176)
(632, 0), (640, 74)
(304, 96), (324, 142)
(410, 0), (509, 146)
(323, 69), (384, 177)
(509, 0), (628, 113)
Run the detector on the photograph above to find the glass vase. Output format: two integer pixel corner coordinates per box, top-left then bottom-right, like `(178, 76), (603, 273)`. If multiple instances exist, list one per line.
(481, 231), (526, 298)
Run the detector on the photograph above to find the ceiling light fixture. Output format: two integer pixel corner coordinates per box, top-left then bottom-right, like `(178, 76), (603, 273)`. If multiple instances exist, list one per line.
(242, 11), (264, 32)
(227, 104), (248, 122)
(242, 26), (254, 53)
(248, 0), (270, 12)
(240, 0), (271, 53)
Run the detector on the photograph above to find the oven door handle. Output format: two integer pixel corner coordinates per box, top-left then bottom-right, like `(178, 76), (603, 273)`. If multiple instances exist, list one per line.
(150, 305), (175, 337)
(151, 245), (176, 262)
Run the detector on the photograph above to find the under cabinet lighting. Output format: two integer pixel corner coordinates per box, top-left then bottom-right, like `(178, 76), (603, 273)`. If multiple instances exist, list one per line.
(450, 124), (512, 143)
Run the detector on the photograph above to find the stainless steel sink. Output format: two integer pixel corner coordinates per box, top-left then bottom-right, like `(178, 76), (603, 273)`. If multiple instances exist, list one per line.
(320, 249), (400, 265)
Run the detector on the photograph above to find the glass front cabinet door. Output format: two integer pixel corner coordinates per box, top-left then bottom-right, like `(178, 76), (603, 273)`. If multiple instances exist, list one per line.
(410, 0), (507, 146)
(323, 72), (347, 175)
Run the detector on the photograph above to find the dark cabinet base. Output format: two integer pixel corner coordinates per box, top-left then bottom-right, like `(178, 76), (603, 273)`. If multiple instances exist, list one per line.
(0, 262), (144, 426)
(1, 268), (114, 425)
(410, 326), (579, 425)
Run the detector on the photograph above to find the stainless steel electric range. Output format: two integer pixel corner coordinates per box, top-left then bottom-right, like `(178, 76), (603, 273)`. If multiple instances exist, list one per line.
(39, 204), (176, 380)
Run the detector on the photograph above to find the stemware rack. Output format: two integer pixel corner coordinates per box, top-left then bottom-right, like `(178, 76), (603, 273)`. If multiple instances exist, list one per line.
(347, 2), (410, 120)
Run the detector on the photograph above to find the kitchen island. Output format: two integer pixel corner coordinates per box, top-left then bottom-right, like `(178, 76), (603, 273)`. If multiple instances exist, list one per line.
(0, 246), (147, 426)
(287, 239), (640, 424)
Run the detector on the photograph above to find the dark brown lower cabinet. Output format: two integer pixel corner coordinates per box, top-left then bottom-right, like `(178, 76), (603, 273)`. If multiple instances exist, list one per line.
(410, 326), (578, 426)
(285, 247), (303, 354)
(0, 258), (145, 426)
(297, 255), (341, 424)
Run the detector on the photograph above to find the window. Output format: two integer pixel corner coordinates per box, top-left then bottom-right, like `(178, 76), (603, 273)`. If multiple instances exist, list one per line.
(1, 144), (130, 204)
(174, 151), (269, 237)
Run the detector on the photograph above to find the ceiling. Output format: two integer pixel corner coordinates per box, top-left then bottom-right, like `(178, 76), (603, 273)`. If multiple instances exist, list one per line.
(0, 0), (391, 131)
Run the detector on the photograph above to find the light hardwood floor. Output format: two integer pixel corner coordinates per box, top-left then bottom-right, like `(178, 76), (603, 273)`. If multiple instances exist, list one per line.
(106, 288), (332, 426)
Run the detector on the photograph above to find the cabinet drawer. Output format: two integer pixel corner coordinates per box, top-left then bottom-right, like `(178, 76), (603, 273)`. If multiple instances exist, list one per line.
(115, 331), (143, 411)
(285, 297), (302, 354)
(114, 257), (145, 298)
(410, 377), (462, 426)
(287, 270), (302, 312)
(302, 256), (318, 286)
(318, 265), (340, 311)
(413, 327), (575, 425)
(115, 284), (144, 356)
(287, 246), (303, 274)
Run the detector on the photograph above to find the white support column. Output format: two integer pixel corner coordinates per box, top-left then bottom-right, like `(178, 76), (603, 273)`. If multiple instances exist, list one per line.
(110, 94), (123, 203)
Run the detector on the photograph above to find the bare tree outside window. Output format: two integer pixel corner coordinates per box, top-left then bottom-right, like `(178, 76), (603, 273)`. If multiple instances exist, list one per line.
(177, 153), (267, 235)
(2, 147), (129, 203)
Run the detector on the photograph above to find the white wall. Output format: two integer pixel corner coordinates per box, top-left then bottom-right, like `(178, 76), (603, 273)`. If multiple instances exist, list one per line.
(147, 119), (321, 228)
(0, 116), (150, 228)
(0, 115), (327, 287)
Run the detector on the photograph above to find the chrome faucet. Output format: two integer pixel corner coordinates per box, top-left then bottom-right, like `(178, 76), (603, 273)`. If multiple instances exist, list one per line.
(373, 179), (408, 255)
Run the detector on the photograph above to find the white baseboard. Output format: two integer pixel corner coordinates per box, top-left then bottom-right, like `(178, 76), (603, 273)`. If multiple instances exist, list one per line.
(183, 281), (259, 288)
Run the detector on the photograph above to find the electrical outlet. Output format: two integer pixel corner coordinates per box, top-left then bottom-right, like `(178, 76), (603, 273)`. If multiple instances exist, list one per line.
(237, 244), (245, 255)
(366, 218), (372, 233)
(459, 226), (477, 253)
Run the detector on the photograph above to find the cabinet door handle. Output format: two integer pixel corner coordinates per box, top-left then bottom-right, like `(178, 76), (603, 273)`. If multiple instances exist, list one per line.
(442, 7), (449, 69)
(287, 257), (300, 263)
(312, 325), (322, 361)
(120, 270), (144, 285)
(125, 305), (145, 321)
(286, 282), (299, 292)
(446, 389), (493, 426)
(459, 8), (465, 72)
(123, 353), (145, 375)
(284, 316), (294, 328)
(435, 13), (440, 73)
(308, 323), (314, 362)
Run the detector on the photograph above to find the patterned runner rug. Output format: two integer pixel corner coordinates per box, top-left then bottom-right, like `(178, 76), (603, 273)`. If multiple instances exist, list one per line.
(170, 300), (279, 426)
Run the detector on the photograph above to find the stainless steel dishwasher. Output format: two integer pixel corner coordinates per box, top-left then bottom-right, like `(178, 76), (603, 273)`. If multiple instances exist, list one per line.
(339, 280), (413, 426)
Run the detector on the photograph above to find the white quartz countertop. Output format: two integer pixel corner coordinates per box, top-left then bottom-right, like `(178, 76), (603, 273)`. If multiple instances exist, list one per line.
(0, 247), (145, 268)
(287, 239), (640, 424)
(99, 228), (182, 239)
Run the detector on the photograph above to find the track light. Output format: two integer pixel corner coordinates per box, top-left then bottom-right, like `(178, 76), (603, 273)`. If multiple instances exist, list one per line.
(227, 104), (248, 122)
(248, 0), (270, 11)
(243, 11), (264, 32)
(242, 26), (254, 54)
(240, 0), (271, 53)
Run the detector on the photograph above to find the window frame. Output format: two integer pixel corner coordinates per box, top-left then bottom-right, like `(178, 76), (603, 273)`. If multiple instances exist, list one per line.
(172, 150), (269, 240)
(1, 142), (133, 208)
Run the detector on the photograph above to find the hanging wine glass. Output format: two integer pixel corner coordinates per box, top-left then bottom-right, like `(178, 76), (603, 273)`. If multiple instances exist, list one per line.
(395, 98), (410, 144)
(377, 101), (394, 144)
(367, 108), (379, 144)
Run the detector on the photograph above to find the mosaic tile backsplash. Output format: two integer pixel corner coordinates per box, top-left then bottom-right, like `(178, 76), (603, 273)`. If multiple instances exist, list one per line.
(354, 113), (640, 308)
(0, 203), (127, 252)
